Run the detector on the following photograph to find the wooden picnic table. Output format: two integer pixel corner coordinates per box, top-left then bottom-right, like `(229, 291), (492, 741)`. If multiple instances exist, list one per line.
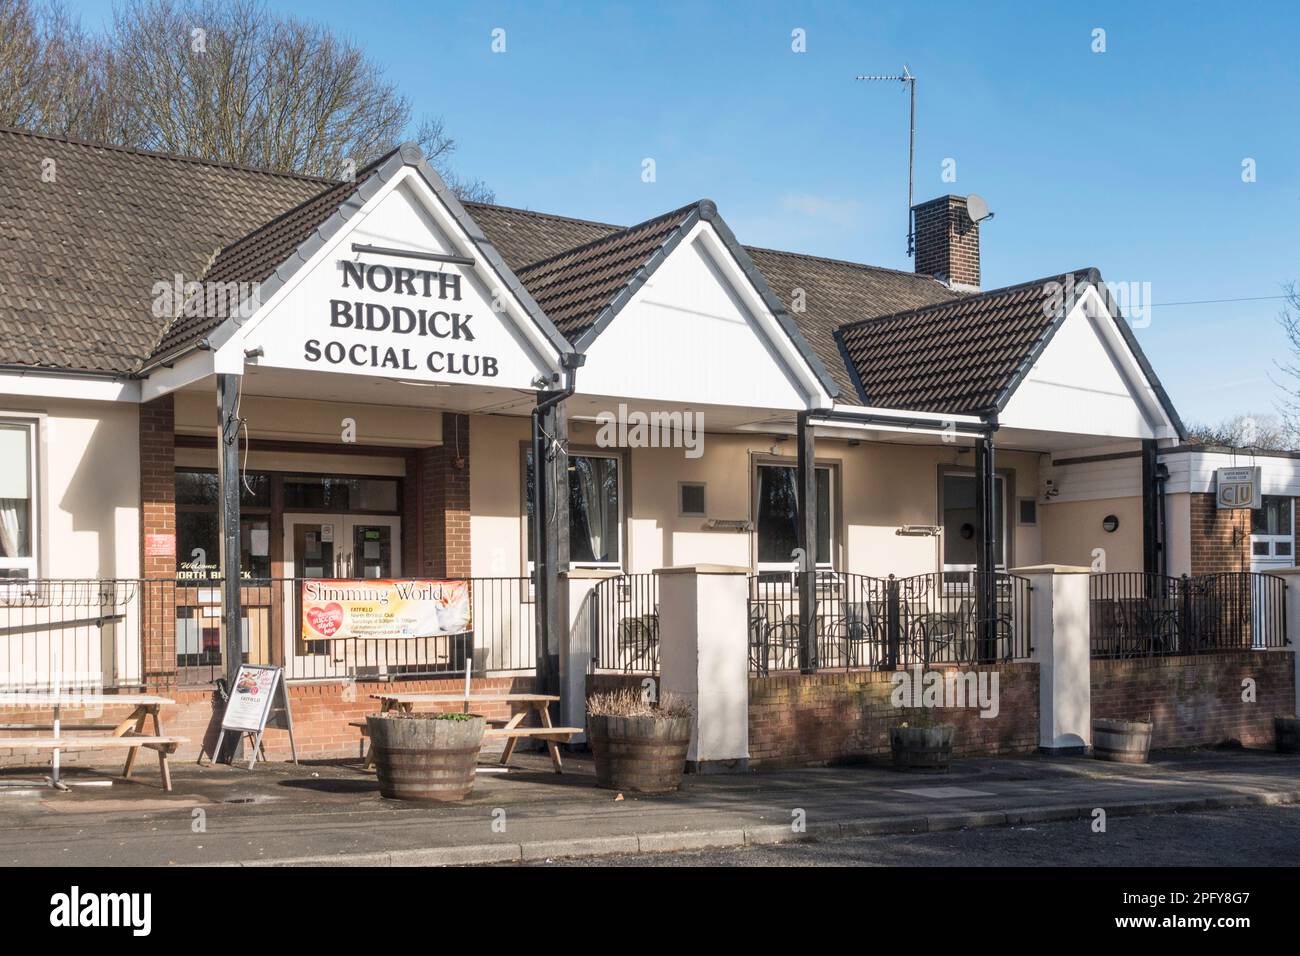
(361, 692), (577, 773)
(0, 693), (187, 791)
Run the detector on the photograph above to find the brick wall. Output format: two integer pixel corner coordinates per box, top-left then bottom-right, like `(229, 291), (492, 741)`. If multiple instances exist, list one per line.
(748, 663), (1039, 769)
(419, 412), (471, 577)
(1091, 651), (1293, 749)
(1189, 492), (1251, 575)
(0, 676), (538, 770)
(139, 396), (176, 684)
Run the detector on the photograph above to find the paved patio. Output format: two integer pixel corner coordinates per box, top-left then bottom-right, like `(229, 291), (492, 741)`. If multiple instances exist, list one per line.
(0, 747), (1296, 866)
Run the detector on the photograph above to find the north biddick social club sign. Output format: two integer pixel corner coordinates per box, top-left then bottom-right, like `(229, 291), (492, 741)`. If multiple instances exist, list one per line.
(301, 261), (501, 377)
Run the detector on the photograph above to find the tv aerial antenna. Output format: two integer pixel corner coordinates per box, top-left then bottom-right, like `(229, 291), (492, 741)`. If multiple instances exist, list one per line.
(855, 65), (917, 257)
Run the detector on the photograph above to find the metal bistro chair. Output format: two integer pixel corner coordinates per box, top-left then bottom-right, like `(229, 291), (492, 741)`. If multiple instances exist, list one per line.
(616, 609), (659, 673)
(749, 601), (803, 675)
(833, 600), (887, 669)
(907, 600), (972, 665)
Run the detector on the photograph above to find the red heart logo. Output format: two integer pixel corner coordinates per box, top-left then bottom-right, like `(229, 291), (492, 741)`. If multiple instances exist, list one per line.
(306, 602), (344, 637)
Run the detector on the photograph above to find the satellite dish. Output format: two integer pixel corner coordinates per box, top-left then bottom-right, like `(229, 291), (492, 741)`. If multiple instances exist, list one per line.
(966, 194), (991, 224)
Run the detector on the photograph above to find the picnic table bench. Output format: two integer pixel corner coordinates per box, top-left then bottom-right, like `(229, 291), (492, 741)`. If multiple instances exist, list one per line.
(356, 693), (580, 773)
(0, 693), (187, 791)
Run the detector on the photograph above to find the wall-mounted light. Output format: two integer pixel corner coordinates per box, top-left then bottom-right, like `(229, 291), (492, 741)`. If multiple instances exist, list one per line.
(1102, 514), (1120, 533)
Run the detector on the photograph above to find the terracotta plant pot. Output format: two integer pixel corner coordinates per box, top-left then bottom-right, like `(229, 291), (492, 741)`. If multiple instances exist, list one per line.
(890, 724), (954, 771)
(1276, 716), (1300, 754)
(367, 713), (485, 801)
(587, 714), (692, 794)
(1092, 717), (1153, 764)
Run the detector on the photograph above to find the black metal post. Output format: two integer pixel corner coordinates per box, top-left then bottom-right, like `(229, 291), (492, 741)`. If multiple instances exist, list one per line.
(1141, 439), (1161, 576)
(973, 433), (997, 663)
(885, 575), (900, 669)
(796, 411), (818, 673)
(531, 396), (570, 697)
(216, 374), (243, 761)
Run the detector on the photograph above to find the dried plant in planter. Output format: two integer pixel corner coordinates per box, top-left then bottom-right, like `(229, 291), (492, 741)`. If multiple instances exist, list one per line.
(585, 688), (694, 794)
(586, 688), (693, 719)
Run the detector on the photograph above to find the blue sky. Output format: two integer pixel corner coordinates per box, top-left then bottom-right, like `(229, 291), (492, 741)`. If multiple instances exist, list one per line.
(67, 0), (1300, 426)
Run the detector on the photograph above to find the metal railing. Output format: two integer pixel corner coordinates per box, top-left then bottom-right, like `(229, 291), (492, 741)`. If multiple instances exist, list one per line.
(1, 577), (537, 690)
(590, 573), (659, 673)
(0, 579), (148, 690)
(748, 570), (1033, 675)
(1090, 571), (1288, 658)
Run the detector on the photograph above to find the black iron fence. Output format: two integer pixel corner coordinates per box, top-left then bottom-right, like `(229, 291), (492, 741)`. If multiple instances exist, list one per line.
(748, 570), (1033, 675)
(1, 577), (536, 690)
(590, 573), (659, 673)
(1090, 571), (1288, 658)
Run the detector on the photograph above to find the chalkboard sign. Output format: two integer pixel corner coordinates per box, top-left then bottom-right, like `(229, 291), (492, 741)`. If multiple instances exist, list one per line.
(212, 665), (298, 769)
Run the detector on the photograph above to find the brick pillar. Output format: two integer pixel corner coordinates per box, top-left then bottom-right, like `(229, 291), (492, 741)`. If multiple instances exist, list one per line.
(139, 396), (176, 687)
(420, 412), (472, 578)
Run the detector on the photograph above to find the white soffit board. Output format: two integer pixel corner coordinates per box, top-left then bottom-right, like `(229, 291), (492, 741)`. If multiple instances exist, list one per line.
(1161, 450), (1300, 497)
(578, 221), (826, 411)
(221, 167), (561, 391)
(1000, 295), (1162, 440)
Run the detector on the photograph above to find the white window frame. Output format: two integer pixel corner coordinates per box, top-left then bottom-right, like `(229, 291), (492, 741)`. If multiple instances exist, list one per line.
(753, 461), (836, 573)
(524, 448), (625, 573)
(939, 469), (1009, 577)
(1250, 495), (1294, 563)
(0, 417), (39, 580)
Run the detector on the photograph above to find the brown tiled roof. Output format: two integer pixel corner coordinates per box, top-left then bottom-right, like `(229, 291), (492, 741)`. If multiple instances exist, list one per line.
(515, 203), (699, 340)
(0, 127), (328, 373)
(463, 201), (622, 272)
(835, 272), (1078, 414)
(149, 151), (395, 362)
(745, 247), (960, 404)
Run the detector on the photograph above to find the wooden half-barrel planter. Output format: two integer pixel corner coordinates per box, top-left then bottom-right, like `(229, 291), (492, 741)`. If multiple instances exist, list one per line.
(1092, 717), (1153, 764)
(1276, 716), (1300, 754)
(889, 724), (954, 771)
(587, 714), (692, 794)
(366, 712), (486, 801)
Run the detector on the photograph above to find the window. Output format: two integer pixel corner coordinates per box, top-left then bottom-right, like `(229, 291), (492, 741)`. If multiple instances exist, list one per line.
(524, 450), (623, 567)
(0, 420), (37, 579)
(175, 469), (272, 581)
(679, 482), (706, 517)
(755, 464), (833, 569)
(941, 472), (1007, 576)
(1250, 495), (1293, 562)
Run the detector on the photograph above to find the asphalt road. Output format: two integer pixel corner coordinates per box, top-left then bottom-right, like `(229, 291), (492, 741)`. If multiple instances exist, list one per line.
(524, 803), (1300, 866)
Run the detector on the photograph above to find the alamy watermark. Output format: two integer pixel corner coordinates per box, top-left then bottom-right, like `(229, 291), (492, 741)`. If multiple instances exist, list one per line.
(890, 664), (1000, 719)
(595, 403), (704, 459)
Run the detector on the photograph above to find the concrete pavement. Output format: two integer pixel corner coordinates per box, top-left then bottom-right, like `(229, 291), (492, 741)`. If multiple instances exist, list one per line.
(0, 747), (1296, 866)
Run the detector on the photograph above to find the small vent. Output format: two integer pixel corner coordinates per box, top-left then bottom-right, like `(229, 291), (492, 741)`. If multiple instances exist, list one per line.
(680, 482), (706, 517)
(1018, 497), (1038, 526)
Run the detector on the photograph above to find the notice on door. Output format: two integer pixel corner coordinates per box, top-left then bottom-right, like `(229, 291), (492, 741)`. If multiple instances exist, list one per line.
(300, 579), (471, 640)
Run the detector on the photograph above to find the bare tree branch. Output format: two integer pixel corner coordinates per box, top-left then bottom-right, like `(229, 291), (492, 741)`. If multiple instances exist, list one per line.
(2, 0), (490, 199)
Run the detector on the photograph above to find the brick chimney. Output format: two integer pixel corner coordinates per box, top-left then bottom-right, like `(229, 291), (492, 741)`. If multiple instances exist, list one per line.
(912, 195), (981, 290)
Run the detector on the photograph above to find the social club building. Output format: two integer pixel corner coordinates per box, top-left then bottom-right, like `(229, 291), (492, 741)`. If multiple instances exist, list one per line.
(0, 126), (1294, 763)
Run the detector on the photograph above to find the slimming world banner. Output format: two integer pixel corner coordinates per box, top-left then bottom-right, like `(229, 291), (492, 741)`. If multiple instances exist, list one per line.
(300, 579), (472, 641)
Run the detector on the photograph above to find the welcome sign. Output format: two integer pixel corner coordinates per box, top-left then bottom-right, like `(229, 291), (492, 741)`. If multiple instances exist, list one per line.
(300, 579), (472, 641)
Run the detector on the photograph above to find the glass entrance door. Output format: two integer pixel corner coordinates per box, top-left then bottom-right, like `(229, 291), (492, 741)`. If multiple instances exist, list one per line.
(283, 515), (402, 672)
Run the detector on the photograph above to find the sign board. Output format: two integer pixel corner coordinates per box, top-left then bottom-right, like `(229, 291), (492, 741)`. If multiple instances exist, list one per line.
(300, 579), (471, 641)
(212, 665), (297, 769)
(1216, 466), (1262, 510)
(220, 664), (282, 733)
